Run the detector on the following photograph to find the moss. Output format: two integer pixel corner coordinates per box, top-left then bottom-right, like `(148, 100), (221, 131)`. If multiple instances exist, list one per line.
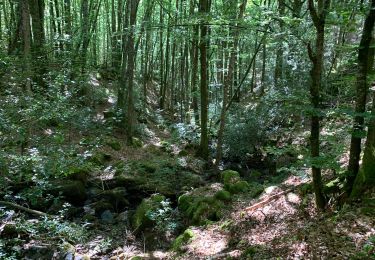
(67, 165), (92, 184)
(214, 190), (232, 201)
(249, 184), (264, 198)
(221, 170), (240, 185)
(226, 180), (250, 194)
(105, 137), (122, 151)
(131, 194), (166, 231)
(172, 229), (195, 251)
(178, 186), (226, 225)
(132, 137), (143, 148)
(220, 170), (250, 194)
(90, 151), (112, 165)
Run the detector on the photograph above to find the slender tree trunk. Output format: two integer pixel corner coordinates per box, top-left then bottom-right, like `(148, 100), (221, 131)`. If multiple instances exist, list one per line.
(307, 0), (330, 210)
(190, 0), (200, 125)
(198, 0), (210, 160)
(274, 0), (285, 88)
(346, 0), (375, 195)
(125, 0), (140, 144)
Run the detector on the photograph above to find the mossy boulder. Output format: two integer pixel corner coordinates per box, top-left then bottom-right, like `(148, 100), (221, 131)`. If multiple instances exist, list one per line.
(49, 180), (86, 205)
(131, 194), (166, 231)
(171, 229), (195, 252)
(221, 170), (249, 194)
(214, 190), (232, 201)
(178, 184), (228, 225)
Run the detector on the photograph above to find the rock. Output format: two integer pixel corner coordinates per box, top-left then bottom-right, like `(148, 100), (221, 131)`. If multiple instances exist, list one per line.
(131, 194), (166, 231)
(178, 184), (226, 225)
(23, 243), (54, 260)
(90, 200), (114, 216)
(100, 187), (129, 210)
(171, 229), (195, 252)
(62, 242), (75, 260)
(220, 170), (250, 194)
(101, 210), (114, 223)
(49, 180), (86, 205)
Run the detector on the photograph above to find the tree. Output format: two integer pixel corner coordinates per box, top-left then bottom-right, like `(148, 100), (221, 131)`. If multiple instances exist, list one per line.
(307, 0), (330, 210)
(346, 0), (375, 195)
(198, 0), (210, 160)
(349, 0), (375, 197)
(125, 0), (140, 144)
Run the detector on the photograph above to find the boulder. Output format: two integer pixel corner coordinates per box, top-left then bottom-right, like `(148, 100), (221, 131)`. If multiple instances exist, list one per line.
(49, 180), (86, 205)
(220, 170), (250, 194)
(131, 194), (166, 231)
(178, 183), (227, 225)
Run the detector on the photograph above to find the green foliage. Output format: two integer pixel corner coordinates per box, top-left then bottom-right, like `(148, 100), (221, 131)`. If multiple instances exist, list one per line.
(146, 198), (180, 234)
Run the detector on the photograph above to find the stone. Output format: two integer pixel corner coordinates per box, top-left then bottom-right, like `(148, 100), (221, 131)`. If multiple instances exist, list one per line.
(131, 194), (166, 231)
(49, 180), (86, 205)
(101, 210), (114, 223)
(178, 184), (226, 225)
(220, 170), (249, 194)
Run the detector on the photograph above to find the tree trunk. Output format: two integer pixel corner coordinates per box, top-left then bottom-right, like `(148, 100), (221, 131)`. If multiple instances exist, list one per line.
(347, 0), (375, 195)
(125, 0), (140, 144)
(198, 0), (210, 160)
(307, 0), (330, 210)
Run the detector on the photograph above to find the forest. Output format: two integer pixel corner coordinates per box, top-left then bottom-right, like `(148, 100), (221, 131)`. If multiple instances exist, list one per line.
(0, 0), (375, 259)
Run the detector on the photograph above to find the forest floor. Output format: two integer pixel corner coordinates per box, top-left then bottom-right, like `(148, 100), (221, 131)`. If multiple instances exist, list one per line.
(1, 77), (374, 260)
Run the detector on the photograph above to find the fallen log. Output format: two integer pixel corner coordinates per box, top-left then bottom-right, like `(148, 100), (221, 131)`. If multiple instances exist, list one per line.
(0, 201), (50, 217)
(244, 188), (293, 213)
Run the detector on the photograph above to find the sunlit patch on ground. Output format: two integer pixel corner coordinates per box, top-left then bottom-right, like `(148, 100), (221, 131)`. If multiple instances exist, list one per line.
(185, 226), (229, 257)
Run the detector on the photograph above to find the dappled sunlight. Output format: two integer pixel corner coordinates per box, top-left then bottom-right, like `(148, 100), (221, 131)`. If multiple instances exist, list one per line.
(185, 226), (229, 257)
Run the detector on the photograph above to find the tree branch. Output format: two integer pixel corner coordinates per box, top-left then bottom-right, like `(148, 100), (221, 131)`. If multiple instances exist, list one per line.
(0, 201), (51, 218)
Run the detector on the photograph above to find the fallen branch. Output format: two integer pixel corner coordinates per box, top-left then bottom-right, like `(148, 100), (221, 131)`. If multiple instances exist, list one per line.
(244, 188), (293, 213)
(0, 201), (50, 218)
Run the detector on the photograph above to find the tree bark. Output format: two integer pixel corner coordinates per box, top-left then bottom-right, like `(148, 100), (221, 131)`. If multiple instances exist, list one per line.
(347, 0), (375, 196)
(307, 0), (330, 210)
(198, 0), (210, 160)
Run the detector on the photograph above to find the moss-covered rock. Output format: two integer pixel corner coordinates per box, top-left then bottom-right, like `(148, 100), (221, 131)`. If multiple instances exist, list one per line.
(49, 180), (86, 205)
(214, 190), (232, 201)
(131, 194), (166, 231)
(171, 229), (195, 252)
(220, 170), (249, 194)
(178, 184), (226, 225)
